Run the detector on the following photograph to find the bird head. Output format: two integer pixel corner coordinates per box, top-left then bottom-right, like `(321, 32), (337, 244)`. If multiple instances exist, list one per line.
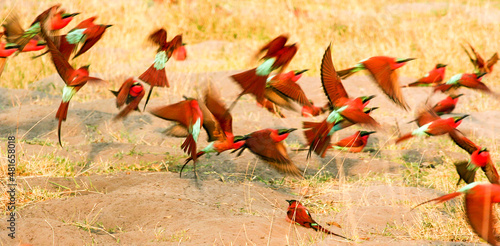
(436, 63), (447, 68)
(360, 95), (376, 106)
(291, 69), (308, 82)
(475, 71), (487, 80)
(286, 199), (297, 205)
(130, 82), (144, 97)
(478, 147), (489, 154)
(360, 131), (376, 137)
(62, 12), (80, 18)
(363, 107), (379, 114)
(81, 64), (91, 71)
(277, 128), (297, 135)
(105, 24), (113, 29)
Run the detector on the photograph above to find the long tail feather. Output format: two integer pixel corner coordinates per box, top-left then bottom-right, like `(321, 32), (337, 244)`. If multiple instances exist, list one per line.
(55, 102), (69, 147)
(312, 224), (352, 240)
(143, 87), (154, 111)
(412, 192), (463, 210)
(395, 133), (414, 144)
(231, 68), (268, 102)
(336, 67), (356, 79)
(139, 64), (168, 88)
(180, 151), (206, 177)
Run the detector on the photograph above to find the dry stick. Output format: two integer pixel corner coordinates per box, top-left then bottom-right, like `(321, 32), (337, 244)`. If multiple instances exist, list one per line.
(266, 207), (276, 246)
(44, 219), (56, 246)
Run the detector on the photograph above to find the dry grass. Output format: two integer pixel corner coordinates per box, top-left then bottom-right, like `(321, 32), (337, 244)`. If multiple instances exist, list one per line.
(1, 0), (500, 244)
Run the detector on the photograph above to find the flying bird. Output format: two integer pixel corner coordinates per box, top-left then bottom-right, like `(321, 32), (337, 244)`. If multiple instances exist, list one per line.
(61, 16), (112, 59)
(110, 78), (145, 120)
(286, 200), (350, 240)
(395, 114), (468, 144)
(229, 34), (297, 110)
(181, 86), (245, 176)
(39, 23), (104, 146)
(433, 72), (499, 98)
(432, 94), (463, 115)
(265, 69), (311, 109)
(462, 43), (498, 74)
(139, 28), (183, 110)
(337, 56), (414, 110)
(332, 131), (376, 153)
(150, 98), (203, 178)
(414, 182), (500, 246)
(232, 128), (303, 177)
(403, 63), (447, 87)
(0, 33), (19, 77)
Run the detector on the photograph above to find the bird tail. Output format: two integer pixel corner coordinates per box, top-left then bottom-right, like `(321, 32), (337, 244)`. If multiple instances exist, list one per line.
(139, 63), (169, 88)
(302, 121), (322, 145)
(56, 102), (69, 147)
(307, 121), (333, 159)
(311, 223), (351, 240)
(336, 67), (356, 79)
(412, 191), (463, 210)
(395, 133), (414, 144)
(433, 84), (453, 93)
(231, 68), (268, 102)
(181, 134), (197, 162)
(180, 151), (206, 177)
(403, 81), (427, 88)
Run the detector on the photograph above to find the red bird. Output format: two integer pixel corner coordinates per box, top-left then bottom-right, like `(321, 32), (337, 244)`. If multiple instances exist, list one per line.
(448, 130), (499, 185)
(337, 56), (414, 110)
(150, 98), (203, 178)
(306, 44), (379, 159)
(433, 72), (499, 97)
(462, 43), (498, 74)
(403, 63), (447, 87)
(265, 69), (312, 110)
(414, 182), (500, 245)
(139, 29), (183, 110)
(229, 35), (297, 110)
(286, 200), (350, 240)
(39, 24), (104, 146)
(110, 78), (145, 120)
(332, 131), (376, 153)
(0, 33), (19, 77)
(181, 87), (245, 175)
(301, 100), (327, 117)
(233, 128), (302, 177)
(172, 42), (187, 61)
(395, 114), (468, 144)
(61, 16), (112, 59)
(432, 94), (463, 115)
(50, 9), (80, 31)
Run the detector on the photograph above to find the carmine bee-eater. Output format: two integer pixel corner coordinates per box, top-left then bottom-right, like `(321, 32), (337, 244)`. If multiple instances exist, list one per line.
(50, 9), (80, 31)
(414, 182), (500, 245)
(39, 24), (104, 147)
(395, 110), (468, 144)
(150, 98), (203, 178)
(333, 130), (376, 153)
(172, 42), (187, 61)
(2, 5), (60, 51)
(307, 44), (379, 158)
(0, 33), (19, 77)
(286, 200), (350, 240)
(433, 72), (499, 98)
(462, 43), (498, 74)
(139, 28), (183, 110)
(403, 63), (447, 87)
(265, 69), (312, 109)
(61, 16), (112, 59)
(432, 94), (463, 115)
(110, 78), (145, 120)
(181, 86), (246, 176)
(337, 56), (414, 110)
(232, 128), (303, 177)
(448, 129), (499, 185)
(229, 34), (297, 110)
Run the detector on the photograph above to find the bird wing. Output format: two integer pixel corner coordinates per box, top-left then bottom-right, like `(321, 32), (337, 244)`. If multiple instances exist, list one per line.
(340, 108), (380, 129)
(150, 100), (196, 128)
(415, 107), (440, 127)
(468, 43), (485, 68)
(487, 53), (498, 71)
(264, 88), (295, 111)
(273, 45), (297, 74)
(268, 76), (311, 107)
(482, 160), (500, 185)
(148, 28), (168, 48)
(320, 44), (348, 106)
(448, 130), (479, 155)
(199, 100), (223, 142)
(39, 20), (74, 84)
(465, 189), (498, 246)
(73, 25), (108, 58)
(362, 57), (409, 110)
(116, 78), (135, 107)
(204, 86), (233, 134)
(114, 89), (145, 120)
(256, 34), (288, 59)
(3, 14), (25, 44)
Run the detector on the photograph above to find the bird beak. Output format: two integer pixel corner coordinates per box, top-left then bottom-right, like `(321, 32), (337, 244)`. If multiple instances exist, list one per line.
(64, 12), (80, 18)
(233, 135), (250, 142)
(296, 69), (308, 75)
(362, 95), (376, 102)
(105, 24), (113, 28)
(476, 72), (487, 79)
(361, 131), (376, 136)
(286, 200), (294, 205)
(364, 107), (379, 113)
(455, 94), (464, 98)
(437, 63), (447, 68)
(479, 148), (489, 153)
(454, 115), (469, 122)
(397, 58), (416, 63)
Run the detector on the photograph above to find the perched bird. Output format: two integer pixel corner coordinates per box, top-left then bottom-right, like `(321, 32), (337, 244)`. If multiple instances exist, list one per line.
(448, 130), (499, 185)
(332, 130), (376, 153)
(403, 63), (447, 87)
(286, 200), (350, 240)
(139, 28), (183, 110)
(395, 114), (468, 144)
(432, 94), (463, 115)
(0, 33), (19, 77)
(233, 128), (302, 177)
(181, 86), (245, 175)
(462, 43), (498, 74)
(150, 98), (203, 178)
(414, 182), (500, 245)
(2, 5), (60, 51)
(229, 34), (297, 110)
(39, 23), (104, 146)
(337, 56), (414, 110)
(433, 72), (498, 97)
(307, 44), (379, 158)
(110, 78), (145, 120)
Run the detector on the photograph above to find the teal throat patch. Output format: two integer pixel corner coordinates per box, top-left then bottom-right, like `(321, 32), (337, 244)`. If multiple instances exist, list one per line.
(62, 85), (76, 102)
(154, 51), (168, 70)
(256, 58), (276, 76)
(446, 74), (462, 85)
(326, 106), (347, 124)
(412, 122), (431, 137)
(66, 28), (86, 44)
(23, 22), (41, 38)
(191, 118), (202, 142)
